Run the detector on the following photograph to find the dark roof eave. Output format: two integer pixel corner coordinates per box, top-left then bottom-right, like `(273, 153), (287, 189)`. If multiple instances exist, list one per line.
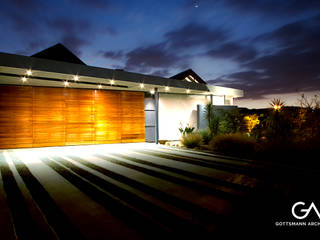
(0, 52), (209, 92)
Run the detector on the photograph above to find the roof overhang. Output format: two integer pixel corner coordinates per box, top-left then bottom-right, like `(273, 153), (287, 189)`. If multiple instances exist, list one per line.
(0, 52), (210, 95)
(206, 84), (244, 98)
(0, 52), (243, 97)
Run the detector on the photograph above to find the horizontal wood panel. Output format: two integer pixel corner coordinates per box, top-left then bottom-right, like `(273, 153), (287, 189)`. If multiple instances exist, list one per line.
(0, 85), (145, 148)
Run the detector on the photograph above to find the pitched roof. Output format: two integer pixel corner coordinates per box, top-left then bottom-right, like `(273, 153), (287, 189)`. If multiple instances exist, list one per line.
(170, 68), (207, 84)
(31, 43), (86, 65)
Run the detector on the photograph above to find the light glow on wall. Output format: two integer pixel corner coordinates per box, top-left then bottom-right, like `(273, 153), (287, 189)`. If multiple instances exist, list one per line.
(159, 94), (210, 140)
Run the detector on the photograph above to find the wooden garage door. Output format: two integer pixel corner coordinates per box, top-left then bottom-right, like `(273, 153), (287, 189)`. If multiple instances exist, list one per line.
(0, 85), (145, 149)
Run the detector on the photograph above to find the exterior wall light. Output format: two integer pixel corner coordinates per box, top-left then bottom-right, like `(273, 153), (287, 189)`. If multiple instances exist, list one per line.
(186, 89), (190, 93)
(165, 86), (170, 91)
(270, 98), (284, 111)
(21, 76), (27, 82)
(150, 89), (155, 94)
(140, 83), (144, 89)
(64, 81), (69, 87)
(110, 80), (115, 85)
(273, 105), (281, 111)
(98, 84), (102, 89)
(73, 75), (79, 81)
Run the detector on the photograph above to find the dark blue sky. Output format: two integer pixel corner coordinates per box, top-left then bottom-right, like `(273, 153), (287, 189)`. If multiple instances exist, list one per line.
(0, 0), (319, 106)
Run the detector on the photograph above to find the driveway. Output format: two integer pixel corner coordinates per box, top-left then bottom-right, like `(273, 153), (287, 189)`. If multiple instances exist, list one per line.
(0, 143), (317, 239)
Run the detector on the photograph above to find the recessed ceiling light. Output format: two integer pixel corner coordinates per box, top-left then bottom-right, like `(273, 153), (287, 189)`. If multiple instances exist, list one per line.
(98, 84), (102, 89)
(26, 70), (32, 76)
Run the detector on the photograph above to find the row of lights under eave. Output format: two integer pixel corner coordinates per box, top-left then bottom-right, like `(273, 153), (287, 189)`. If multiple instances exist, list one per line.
(139, 83), (190, 94)
(21, 69), (33, 82)
(21, 71), (115, 89)
(68, 75), (114, 89)
(20, 70), (190, 94)
(148, 87), (190, 94)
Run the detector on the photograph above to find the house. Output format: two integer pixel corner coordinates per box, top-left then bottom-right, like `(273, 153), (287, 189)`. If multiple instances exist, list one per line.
(0, 44), (243, 149)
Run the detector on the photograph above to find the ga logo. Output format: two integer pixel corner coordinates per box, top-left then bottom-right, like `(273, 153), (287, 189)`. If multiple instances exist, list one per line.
(292, 202), (320, 220)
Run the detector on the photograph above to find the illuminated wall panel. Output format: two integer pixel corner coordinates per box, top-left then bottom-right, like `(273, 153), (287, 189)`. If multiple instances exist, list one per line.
(0, 85), (145, 148)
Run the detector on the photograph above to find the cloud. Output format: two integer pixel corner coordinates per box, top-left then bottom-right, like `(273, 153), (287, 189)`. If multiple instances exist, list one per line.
(0, 0), (115, 56)
(218, 0), (320, 17)
(67, 0), (112, 10)
(208, 15), (320, 99)
(205, 42), (257, 62)
(124, 43), (185, 73)
(255, 15), (320, 50)
(164, 23), (228, 50)
(0, 0), (45, 35)
(118, 22), (229, 74)
(150, 69), (170, 77)
(47, 18), (92, 56)
(102, 26), (117, 36)
(10, 0), (43, 11)
(98, 50), (124, 60)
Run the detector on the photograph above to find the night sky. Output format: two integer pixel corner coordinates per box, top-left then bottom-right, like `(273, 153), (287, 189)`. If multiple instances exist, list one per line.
(1, 0), (319, 108)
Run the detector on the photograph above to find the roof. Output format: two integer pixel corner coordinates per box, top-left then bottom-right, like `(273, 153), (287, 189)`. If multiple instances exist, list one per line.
(0, 45), (243, 97)
(31, 43), (86, 65)
(0, 52), (210, 94)
(170, 68), (207, 84)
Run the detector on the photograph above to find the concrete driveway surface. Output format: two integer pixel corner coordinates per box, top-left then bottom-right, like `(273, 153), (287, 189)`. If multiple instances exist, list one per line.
(0, 143), (318, 239)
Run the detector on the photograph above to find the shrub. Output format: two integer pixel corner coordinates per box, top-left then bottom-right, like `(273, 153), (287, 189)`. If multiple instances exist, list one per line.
(220, 109), (245, 134)
(208, 133), (257, 157)
(205, 103), (221, 136)
(179, 124), (195, 135)
(181, 133), (203, 149)
(208, 116), (220, 136)
(197, 129), (212, 145)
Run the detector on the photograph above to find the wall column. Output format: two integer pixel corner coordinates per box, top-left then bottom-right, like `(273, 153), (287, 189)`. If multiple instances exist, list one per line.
(154, 88), (159, 144)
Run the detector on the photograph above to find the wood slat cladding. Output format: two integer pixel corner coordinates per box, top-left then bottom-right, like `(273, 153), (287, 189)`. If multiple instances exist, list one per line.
(121, 92), (145, 142)
(33, 87), (66, 147)
(0, 85), (145, 148)
(0, 86), (33, 148)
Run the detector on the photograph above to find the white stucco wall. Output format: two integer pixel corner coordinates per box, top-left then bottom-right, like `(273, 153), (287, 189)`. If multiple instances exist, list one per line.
(212, 95), (225, 105)
(158, 93), (210, 140)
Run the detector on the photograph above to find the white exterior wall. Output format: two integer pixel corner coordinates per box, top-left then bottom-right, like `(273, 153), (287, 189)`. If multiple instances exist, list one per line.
(212, 95), (225, 105)
(158, 93), (210, 140)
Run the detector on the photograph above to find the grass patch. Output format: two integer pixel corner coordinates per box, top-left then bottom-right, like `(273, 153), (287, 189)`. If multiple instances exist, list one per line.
(181, 133), (203, 149)
(209, 133), (257, 158)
